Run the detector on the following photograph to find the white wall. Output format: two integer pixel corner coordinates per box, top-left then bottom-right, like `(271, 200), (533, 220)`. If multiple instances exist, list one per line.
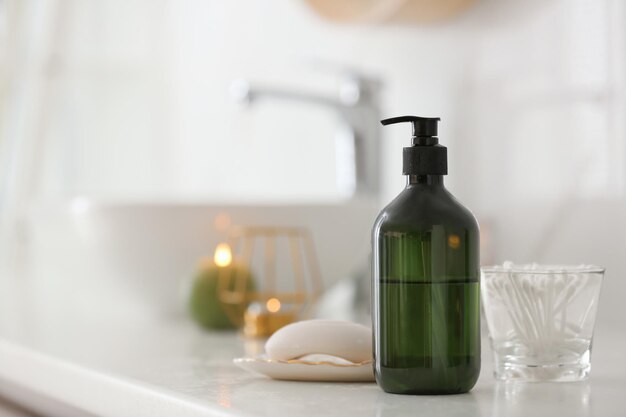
(27, 0), (501, 202)
(31, 0), (621, 205)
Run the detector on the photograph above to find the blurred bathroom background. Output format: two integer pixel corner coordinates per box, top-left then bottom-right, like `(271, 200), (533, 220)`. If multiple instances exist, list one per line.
(0, 0), (624, 327)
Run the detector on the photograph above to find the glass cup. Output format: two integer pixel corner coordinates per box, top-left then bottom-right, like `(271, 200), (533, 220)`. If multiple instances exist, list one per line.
(481, 263), (605, 382)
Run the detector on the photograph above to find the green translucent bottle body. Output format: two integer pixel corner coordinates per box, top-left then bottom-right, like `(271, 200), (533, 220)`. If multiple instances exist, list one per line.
(372, 175), (480, 395)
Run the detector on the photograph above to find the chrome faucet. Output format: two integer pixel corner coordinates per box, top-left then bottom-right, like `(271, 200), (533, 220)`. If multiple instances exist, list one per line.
(230, 70), (382, 198)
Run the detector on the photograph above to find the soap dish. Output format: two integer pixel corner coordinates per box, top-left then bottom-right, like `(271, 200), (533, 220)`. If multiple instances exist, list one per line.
(233, 354), (374, 382)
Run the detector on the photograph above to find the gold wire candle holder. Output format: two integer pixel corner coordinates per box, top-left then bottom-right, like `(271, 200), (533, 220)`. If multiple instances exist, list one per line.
(216, 226), (323, 337)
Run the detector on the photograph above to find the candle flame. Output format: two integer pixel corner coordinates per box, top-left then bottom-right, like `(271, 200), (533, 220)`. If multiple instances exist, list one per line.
(214, 243), (232, 267)
(266, 298), (281, 313)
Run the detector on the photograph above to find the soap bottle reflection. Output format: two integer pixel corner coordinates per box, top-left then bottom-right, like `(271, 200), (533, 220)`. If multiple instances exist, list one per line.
(493, 381), (591, 417)
(375, 390), (481, 417)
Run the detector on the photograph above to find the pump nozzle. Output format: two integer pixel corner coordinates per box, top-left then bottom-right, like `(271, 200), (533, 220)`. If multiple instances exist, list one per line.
(381, 115), (440, 138)
(381, 115), (447, 176)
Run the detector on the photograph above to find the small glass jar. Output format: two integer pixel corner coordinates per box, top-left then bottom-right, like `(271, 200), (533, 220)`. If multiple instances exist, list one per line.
(481, 263), (604, 382)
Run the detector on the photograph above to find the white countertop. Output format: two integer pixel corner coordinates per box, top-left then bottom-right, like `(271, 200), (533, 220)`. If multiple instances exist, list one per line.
(0, 301), (625, 417)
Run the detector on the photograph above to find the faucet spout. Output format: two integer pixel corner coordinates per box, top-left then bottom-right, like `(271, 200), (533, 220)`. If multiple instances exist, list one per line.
(230, 72), (382, 199)
(231, 79), (339, 109)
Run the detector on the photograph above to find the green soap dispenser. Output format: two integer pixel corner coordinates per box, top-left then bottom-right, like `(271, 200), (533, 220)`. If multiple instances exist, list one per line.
(372, 115), (480, 395)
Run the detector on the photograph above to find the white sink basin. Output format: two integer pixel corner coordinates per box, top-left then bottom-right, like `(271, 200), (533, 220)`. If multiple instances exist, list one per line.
(24, 199), (378, 319)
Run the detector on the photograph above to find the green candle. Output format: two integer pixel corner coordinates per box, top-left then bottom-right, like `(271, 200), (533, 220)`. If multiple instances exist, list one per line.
(188, 245), (255, 330)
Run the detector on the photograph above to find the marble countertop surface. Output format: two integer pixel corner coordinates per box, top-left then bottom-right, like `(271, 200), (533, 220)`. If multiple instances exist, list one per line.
(0, 299), (624, 417)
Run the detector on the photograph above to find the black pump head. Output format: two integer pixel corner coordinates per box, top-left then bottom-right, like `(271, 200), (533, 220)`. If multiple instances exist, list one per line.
(381, 115), (440, 138)
(381, 115), (447, 176)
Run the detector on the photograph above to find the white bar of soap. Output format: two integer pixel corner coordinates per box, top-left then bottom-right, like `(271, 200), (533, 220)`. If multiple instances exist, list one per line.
(296, 354), (356, 365)
(265, 319), (372, 363)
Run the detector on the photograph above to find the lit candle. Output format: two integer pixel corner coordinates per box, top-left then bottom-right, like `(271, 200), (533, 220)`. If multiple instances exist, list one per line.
(243, 297), (297, 338)
(188, 243), (254, 330)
